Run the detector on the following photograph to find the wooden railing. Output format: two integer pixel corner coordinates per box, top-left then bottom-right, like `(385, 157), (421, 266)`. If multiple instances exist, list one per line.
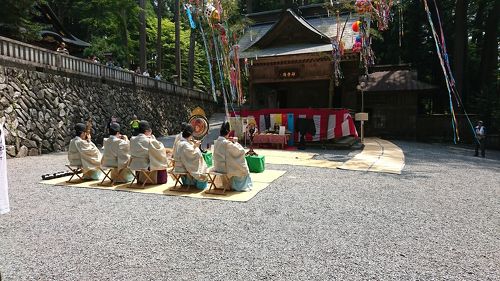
(0, 36), (213, 102)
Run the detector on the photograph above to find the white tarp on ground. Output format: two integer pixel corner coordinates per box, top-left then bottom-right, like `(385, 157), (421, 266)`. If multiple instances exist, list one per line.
(0, 120), (10, 214)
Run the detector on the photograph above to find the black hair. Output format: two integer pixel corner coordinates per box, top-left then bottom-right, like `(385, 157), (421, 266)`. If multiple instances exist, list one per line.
(220, 122), (230, 136)
(180, 122), (188, 132)
(109, 123), (121, 135)
(74, 123), (86, 137)
(182, 124), (194, 138)
(138, 120), (151, 134)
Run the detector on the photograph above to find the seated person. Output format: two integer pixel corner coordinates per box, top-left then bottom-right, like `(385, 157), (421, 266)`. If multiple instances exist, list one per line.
(101, 123), (134, 183)
(129, 121), (169, 183)
(172, 122), (187, 158)
(68, 123), (102, 180)
(213, 122), (253, 192)
(173, 124), (208, 189)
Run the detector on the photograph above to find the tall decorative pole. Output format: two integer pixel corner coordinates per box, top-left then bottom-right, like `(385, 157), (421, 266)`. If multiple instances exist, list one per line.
(175, 0), (182, 85)
(156, 0), (164, 74)
(139, 0), (147, 72)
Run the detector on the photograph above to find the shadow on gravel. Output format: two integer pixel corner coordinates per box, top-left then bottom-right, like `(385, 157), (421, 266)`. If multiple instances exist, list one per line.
(395, 141), (500, 173)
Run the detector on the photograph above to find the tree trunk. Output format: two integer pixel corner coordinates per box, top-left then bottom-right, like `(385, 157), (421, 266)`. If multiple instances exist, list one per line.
(453, 0), (467, 100)
(139, 0), (147, 72)
(282, 0), (293, 8)
(471, 0), (486, 45)
(156, 0), (163, 74)
(479, 1), (499, 94)
(246, 0), (253, 13)
(119, 10), (129, 68)
(187, 29), (196, 88)
(174, 0), (182, 85)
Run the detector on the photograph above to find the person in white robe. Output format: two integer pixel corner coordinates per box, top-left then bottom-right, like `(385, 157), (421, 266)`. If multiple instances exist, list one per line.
(68, 123), (102, 180)
(101, 123), (134, 183)
(173, 124), (208, 189)
(129, 121), (169, 184)
(172, 122), (187, 158)
(213, 122), (253, 192)
(0, 119), (10, 214)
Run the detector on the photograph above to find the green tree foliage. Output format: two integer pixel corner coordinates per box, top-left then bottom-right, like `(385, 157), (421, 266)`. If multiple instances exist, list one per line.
(145, 16), (209, 89)
(2, 0), (497, 127)
(76, 0), (141, 67)
(0, 0), (41, 40)
(371, 0), (499, 129)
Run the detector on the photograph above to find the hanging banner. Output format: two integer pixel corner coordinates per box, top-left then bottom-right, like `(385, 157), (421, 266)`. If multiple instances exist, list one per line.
(184, 4), (196, 29)
(0, 120), (10, 215)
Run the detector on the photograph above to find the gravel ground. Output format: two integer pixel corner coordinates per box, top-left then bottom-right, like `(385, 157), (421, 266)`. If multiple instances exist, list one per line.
(0, 140), (499, 280)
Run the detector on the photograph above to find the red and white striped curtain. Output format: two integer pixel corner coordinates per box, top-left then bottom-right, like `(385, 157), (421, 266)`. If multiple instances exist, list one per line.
(235, 108), (358, 142)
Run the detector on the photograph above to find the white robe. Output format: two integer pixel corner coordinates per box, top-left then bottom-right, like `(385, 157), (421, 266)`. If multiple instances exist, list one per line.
(0, 122), (10, 214)
(129, 134), (168, 171)
(172, 133), (182, 157)
(213, 136), (250, 178)
(173, 137), (207, 181)
(101, 136), (130, 168)
(101, 136), (132, 182)
(68, 136), (102, 172)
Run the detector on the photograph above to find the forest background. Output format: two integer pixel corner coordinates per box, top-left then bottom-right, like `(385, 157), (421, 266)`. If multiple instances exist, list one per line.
(0, 0), (498, 131)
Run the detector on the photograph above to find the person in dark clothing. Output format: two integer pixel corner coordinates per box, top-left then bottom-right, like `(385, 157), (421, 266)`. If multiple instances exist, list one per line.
(107, 116), (118, 135)
(295, 118), (316, 150)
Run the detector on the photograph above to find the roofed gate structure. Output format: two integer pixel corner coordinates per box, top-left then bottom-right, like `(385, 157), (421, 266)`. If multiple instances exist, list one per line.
(239, 7), (359, 110)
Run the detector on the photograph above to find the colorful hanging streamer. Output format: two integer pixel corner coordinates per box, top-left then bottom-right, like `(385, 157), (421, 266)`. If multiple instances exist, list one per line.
(197, 15), (217, 102)
(359, 16), (375, 75)
(371, 0), (394, 31)
(330, 11), (348, 86)
(184, 4), (196, 29)
(233, 45), (244, 104)
(331, 37), (343, 86)
(188, 1), (248, 117)
(422, 0), (478, 143)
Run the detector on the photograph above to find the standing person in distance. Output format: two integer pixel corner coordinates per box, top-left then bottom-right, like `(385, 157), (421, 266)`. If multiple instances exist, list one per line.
(0, 118), (10, 214)
(474, 120), (486, 158)
(130, 115), (140, 136)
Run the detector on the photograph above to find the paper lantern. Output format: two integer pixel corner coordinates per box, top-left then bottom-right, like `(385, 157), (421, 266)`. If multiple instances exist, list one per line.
(355, 35), (362, 43)
(352, 21), (361, 32)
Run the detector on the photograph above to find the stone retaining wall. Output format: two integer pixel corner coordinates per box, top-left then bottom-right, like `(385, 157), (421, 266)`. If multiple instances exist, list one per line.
(0, 65), (217, 158)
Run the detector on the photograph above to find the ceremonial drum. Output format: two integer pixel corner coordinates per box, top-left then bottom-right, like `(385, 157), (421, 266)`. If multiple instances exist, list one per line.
(188, 115), (210, 141)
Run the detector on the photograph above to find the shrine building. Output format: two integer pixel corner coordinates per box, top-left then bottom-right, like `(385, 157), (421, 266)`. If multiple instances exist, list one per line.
(238, 5), (359, 110)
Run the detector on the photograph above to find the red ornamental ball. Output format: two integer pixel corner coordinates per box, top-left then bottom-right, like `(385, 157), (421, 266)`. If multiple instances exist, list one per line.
(352, 21), (361, 32)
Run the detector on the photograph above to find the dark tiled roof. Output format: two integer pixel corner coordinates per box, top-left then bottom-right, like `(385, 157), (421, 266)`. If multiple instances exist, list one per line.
(36, 3), (91, 48)
(360, 70), (437, 92)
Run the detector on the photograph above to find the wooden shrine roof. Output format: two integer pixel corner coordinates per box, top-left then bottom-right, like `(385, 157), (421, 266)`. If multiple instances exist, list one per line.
(239, 9), (356, 59)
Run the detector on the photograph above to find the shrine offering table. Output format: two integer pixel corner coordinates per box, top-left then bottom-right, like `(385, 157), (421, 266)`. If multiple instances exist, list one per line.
(252, 134), (290, 149)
